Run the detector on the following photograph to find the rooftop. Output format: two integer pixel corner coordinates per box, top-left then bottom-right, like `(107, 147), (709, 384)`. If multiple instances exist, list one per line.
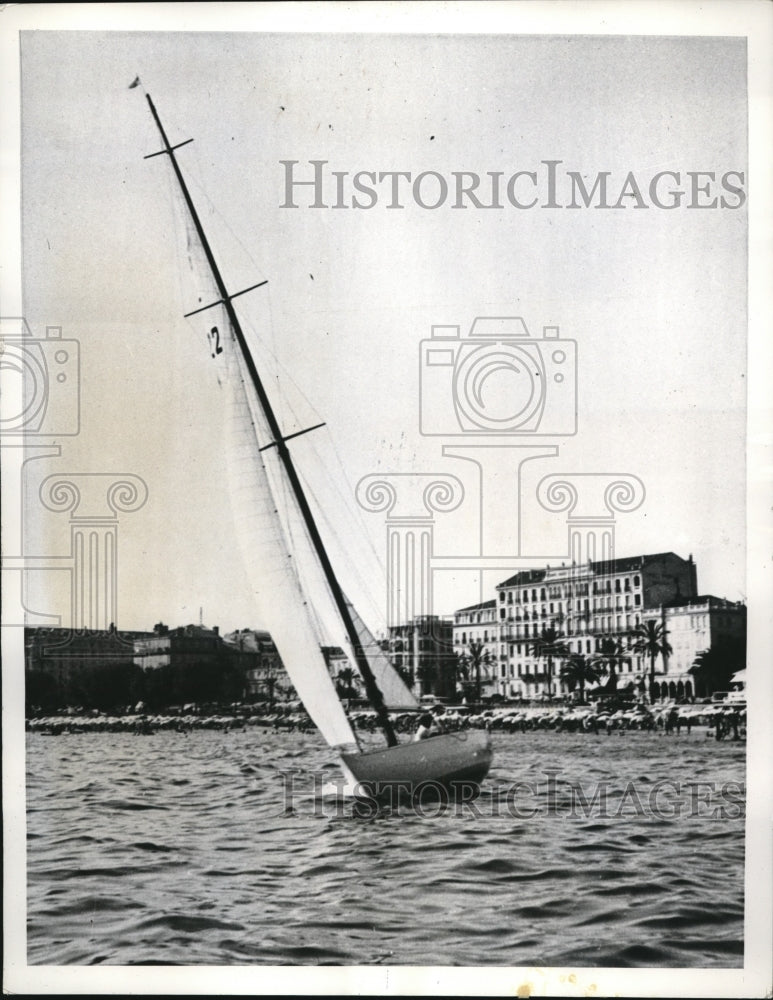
(455, 599), (497, 613)
(496, 551), (692, 589)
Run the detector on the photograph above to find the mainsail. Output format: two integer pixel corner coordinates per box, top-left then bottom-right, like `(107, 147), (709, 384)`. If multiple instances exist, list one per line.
(147, 93), (402, 747)
(141, 92), (494, 795)
(221, 308), (359, 749)
(228, 322), (417, 711)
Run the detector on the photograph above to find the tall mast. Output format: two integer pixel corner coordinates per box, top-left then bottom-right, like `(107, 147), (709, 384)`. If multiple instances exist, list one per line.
(145, 95), (397, 747)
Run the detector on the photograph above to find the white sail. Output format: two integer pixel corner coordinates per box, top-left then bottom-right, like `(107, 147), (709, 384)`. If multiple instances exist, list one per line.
(231, 324), (416, 711)
(344, 599), (418, 710)
(251, 416), (418, 711)
(143, 94), (494, 795)
(219, 313), (358, 749)
(167, 179), (357, 748)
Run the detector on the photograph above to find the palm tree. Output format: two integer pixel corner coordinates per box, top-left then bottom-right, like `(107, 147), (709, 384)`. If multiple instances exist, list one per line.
(260, 655), (282, 707)
(689, 636), (745, 698)
(592, 636), (627, 692)
(631, 619), (673, 698)
(529, 626), (569, 698)
(459, 640), (493, 701)
(560, 653), (601, 703)
(336, 666), (360, 703)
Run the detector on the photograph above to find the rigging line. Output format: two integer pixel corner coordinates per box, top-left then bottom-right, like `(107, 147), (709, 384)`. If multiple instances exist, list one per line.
(258, 422), (327, 452)
(183, 280), (268, 319)
(182, 158), (286, 399)
(309, 442), (391, 628)
(263, 382), (387, 592)
(240, 316), (325, 440)
(184, 160), (272, 278)
(297, 466), (390, 638)
(145, 93), (396, 748)
(326, 440), (390, 576)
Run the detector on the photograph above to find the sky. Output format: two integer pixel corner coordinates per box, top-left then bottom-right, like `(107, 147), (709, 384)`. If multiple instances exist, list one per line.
(14, 28), (748, 636)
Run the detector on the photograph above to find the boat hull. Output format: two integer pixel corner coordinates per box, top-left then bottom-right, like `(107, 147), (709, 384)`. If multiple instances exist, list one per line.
(341, 730), (493, 802)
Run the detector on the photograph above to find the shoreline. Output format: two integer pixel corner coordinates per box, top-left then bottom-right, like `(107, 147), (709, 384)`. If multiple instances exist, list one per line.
(25, 701), (746, 741)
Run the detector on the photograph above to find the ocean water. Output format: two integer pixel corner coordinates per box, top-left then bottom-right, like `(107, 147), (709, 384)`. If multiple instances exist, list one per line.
(26, 729), (745, 967)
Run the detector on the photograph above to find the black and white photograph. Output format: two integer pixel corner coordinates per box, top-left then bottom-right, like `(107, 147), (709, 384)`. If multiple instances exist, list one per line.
(2, 3), (772, 996)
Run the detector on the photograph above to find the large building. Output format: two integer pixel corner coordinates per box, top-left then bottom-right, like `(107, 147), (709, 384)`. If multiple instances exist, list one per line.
(493, 552), (699, 699)
(653, 595), (747, 700)
(26, 625), (153, 685)
(388, 615), (456, 699)
(224, 628), (293, 702)
(452, 599), (498, 698)
(133, 622), (224, 671)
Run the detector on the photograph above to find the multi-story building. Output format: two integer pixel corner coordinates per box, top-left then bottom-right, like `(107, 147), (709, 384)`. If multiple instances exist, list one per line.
(223, 628), (292, 701)
(388, 615), (456, 699)
(133, 622), (224, 671)
(494, 552), (698, 699)
(651, 596), (747, 700)
(452, 599), (498, 698)
(26, 625), (153, 686)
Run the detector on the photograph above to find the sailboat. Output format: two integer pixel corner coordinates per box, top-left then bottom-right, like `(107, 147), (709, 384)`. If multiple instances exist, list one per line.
(142, 93), (493, 800)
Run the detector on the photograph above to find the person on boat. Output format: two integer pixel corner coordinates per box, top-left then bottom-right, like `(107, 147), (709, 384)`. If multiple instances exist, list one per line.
(414, 712), (437, 741)
(431, 704), (447, 733)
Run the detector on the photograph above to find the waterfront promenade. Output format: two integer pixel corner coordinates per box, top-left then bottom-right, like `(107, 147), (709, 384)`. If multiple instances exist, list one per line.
(25, 699), (745, 740)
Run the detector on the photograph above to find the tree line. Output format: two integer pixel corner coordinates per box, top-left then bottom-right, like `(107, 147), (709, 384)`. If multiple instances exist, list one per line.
(26, 658), (247, 715)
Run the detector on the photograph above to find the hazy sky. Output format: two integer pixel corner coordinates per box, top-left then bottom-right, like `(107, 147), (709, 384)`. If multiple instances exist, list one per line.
(17, 30), (747, 634)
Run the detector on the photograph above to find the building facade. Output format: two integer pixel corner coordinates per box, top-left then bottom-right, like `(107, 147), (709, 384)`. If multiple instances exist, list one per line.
(452, 599), (498, 698)
(224, 628), (292, 702)
(652, 596), (747, 700)
(133, 622), (224, 671)
(388, 615), (456, 699)
(26, 625), (153, 685)
(494, 552), (699, 699)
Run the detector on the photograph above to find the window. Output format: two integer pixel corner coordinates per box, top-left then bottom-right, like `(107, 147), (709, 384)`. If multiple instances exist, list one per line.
(634, 594), (641, 606)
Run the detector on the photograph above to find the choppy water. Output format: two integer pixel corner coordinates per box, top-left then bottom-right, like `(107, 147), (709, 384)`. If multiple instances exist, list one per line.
(26, 729), (745, 967)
